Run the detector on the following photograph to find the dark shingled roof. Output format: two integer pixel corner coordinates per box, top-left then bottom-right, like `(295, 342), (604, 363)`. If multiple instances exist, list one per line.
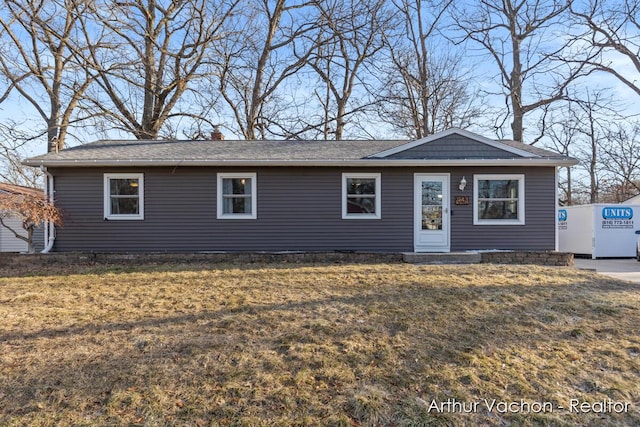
(23, 129), (577, 167)
(0, 182), (43, 198)
(497, 139), (567, 158)
(25, 139), (408, 162)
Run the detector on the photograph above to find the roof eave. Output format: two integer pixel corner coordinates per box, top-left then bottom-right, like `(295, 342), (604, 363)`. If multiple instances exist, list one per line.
(23, 158), (579, 168)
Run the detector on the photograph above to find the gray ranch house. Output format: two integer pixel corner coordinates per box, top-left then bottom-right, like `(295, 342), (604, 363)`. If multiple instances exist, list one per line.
(24, 128), (577, 253)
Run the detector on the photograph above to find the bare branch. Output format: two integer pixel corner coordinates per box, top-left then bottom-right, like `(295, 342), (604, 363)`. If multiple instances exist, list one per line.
(212, 0), (320, 139)
(569, 0), (640, 97)
(376, 0), (483, 139)
(451, 0), (589, 142)
(0, 185), (62, 253)
(0, 0), (95, 152)
(76, 0), (238, 140)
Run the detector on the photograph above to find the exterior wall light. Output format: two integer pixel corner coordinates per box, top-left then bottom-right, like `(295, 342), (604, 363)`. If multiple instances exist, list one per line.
(459, 176), (467, 191)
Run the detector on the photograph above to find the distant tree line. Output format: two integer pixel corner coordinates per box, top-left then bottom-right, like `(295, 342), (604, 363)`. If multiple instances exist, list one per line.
(0, 0), (638, 203)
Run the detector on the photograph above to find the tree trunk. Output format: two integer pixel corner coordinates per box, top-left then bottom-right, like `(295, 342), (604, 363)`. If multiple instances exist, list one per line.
(141, 0), (157, 140)
(511, 100), (524, 142)
(26, 227), (35, 254)
(590, 139), (598, 203)
(588, 106), (598, 203)
(335, 99), (346, 140)
(47, 117), (60, 153)
(248, 1), (284, 140)
(566, 166), (572, 205)
(510, 20), (523, 142)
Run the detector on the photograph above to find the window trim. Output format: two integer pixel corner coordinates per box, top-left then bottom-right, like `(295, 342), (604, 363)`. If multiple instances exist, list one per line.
(342, 172), (381, 219)
(473, 174), (525, 225)
(103, 173), (144, 220)
(217, 172), (257, 219)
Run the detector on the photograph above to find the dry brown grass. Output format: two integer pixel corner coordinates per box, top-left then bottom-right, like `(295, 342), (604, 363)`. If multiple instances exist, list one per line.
(1, 261), (639, 426)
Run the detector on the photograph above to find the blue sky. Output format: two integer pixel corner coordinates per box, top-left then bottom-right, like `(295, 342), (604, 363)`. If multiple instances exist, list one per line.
(1, 0), (639, 158)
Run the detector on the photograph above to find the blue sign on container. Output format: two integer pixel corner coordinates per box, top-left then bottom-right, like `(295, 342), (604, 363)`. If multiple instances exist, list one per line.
(558, 209), (567, 221)
(602, 207), (633, 220)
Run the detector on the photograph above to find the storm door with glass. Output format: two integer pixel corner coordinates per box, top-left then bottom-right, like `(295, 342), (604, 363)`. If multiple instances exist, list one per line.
(414, 174), (450, 252)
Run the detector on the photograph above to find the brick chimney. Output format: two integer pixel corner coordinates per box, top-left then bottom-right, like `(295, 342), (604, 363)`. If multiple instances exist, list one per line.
(210, 125), (224, 141)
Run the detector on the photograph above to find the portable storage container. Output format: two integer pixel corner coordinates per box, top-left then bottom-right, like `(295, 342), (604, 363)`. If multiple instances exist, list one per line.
(558, 204), (640, 258)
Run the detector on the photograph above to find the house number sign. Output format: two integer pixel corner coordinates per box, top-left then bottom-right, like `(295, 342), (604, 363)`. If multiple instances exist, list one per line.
(455, 196), (470, 205)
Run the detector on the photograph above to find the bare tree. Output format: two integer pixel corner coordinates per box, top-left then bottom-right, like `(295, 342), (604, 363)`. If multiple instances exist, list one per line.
(77, 0), (237, 140)
(570, 0), (640, 97)
(452, 0), (593, 142)
(379, 51), (481, 140)
(0, 0), (94, 152)
(0, 123), (41, 187)
(294, 0), (391, 140)
(553, 91), (617, 203)
(543, 107), (581, 205)
(0, 183), (62, 253)
(599, 122), (640, 201)
(213, 0), (320, 140)
(375, 0), (483, 139)
(0, 77), (39, 186)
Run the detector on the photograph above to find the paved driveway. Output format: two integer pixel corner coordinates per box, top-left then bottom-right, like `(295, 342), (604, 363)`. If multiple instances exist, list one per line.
(573, 258), (640, 284)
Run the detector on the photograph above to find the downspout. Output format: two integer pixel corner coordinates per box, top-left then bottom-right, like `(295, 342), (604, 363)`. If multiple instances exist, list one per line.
(40, 165), (55, 253)
(555, 166), (559, 252)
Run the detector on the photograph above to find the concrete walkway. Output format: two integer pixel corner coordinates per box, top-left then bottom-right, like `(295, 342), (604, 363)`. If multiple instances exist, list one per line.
(573, 258), (640, 284)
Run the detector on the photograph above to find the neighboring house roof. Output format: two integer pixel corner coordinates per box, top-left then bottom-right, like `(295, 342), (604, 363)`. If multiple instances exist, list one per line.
(23, 128), (578, 168)
(0, 183), (43, 199)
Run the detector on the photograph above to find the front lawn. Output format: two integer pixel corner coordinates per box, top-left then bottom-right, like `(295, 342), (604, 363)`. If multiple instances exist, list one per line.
(1, 262), (639, 426)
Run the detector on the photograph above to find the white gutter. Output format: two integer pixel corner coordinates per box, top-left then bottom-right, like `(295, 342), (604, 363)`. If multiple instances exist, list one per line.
(24, 158), (580, 168)
(40, 166), (55, 253)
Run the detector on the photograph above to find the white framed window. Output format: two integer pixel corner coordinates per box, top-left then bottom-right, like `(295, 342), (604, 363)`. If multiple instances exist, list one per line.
(342, 173), (381, 219)
(217, 173), (257, 219)
(474, 174), (525, 225)
(104, 173), (144, 220)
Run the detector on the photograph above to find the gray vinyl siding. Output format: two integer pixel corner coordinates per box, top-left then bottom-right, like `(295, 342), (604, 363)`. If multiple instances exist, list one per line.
(0, 219), (43, 252)
(449, 167), (556, 251)
(50, 167), (412, 252)
(0, 217), (27, 252)
(33, 226), (44, 252)
(49, 166), (556, 252)
(387, 134), (514, 159)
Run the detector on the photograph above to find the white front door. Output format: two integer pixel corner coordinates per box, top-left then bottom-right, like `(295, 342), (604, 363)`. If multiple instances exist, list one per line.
(414, 174), (450, 252)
